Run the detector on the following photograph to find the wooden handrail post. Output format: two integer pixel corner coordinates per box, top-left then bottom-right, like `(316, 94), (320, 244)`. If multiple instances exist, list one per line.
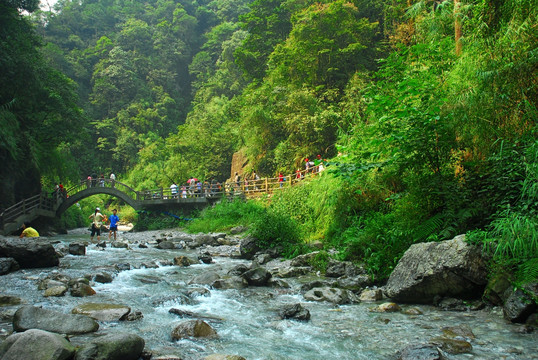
(265, 178), (268, 192)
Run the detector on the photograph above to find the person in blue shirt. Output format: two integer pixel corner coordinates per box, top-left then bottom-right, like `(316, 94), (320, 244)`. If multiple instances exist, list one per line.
(108, 208), (120, 240)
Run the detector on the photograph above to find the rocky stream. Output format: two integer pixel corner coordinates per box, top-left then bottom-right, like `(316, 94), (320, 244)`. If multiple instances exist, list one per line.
(0, 228), (537, 360)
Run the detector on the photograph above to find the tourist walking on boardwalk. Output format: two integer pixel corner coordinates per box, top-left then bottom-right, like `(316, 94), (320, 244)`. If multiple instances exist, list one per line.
(110, 172), (116, 187)
(279, 172), (284, 188)
(170, 182), (178, 198)
(89, 207), (106, 242)
(108, 209), (119, 240)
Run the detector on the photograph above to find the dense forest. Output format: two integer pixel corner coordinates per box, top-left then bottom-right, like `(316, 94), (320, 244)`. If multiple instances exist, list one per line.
(1, 0), (537, 281)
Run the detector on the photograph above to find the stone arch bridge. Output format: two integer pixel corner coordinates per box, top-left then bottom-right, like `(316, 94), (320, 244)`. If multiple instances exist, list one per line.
(0, 169), (318, 235)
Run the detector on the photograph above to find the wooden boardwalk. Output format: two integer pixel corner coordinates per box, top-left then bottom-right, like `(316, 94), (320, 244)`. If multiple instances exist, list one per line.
(0, 167), (325, 235)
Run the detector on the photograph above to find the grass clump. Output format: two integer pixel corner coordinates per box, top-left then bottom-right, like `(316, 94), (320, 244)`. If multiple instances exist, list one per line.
(186, 198), (265, 233)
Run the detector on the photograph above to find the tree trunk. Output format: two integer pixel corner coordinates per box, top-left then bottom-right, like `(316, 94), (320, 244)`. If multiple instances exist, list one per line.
(454, 0), (462, 55)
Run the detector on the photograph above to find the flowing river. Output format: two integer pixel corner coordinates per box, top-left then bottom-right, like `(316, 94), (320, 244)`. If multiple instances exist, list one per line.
(0, 229), (536, 360)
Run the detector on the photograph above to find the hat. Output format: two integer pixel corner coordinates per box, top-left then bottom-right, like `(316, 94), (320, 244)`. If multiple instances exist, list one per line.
(96, 207), (100, 211)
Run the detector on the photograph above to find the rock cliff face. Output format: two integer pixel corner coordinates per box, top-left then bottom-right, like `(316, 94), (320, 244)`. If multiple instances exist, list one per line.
(384, 235), (488, 303)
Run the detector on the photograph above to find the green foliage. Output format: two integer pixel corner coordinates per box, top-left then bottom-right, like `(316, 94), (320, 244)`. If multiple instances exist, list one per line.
(134, 211), (185, 231)
(186, 198), (265, 233)
(250, 206), (303, 258)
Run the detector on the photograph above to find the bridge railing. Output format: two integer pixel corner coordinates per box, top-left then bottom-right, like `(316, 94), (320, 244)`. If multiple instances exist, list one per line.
(0, 191), (54, 227)
(71, 179), (140, 200)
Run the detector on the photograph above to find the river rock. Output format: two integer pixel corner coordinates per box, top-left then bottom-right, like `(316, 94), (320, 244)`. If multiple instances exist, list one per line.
(13, 305), (99, 334)
(156, 241), (176, 249)
(304, 287), (350, 305)
(0, 238), (59, 268)
(442, 324), (475, 340)
(192, 234), (219, 248)
(336, 275), (371, 291)
(396, 343), (443, 360)
(503, 288), (537, 323)
(198, 251), (213, 264)
(115, 263), (131, 271)
(0, 257), (20, 275)
(0, 328), (75, 360)
(238, 236), (260, 260)
(268, 278), (290, 288)
(39, 279), (67, 291)
(402, 307), (423, 315)
(203, 355), (246, 360)
(290, 252), (320, 267)
(277, 266), (311, 278)
(279, 303), (311, 321)
(384, 235), (488, 303)
(72, 303), (131, 321)
(483, 273), (512, 306)
(0, 295), (21, 306)
(74, 332), (145, 360)
(70, 282), (96, 297)
(188, 271), (221, 285)
(370, 302), (401, 313)
(44, 285), (68, 297)
(227, 264), (249, 276)
(111, 241), (128, 249)
(212, 276), (248, 289)
(435, 297), (467, 311)
(230, 226), (247, 235)
(94, 272), (113, 283)
(359, 289), (383, 302)
(69, 242), (86, 256)
(171, 319), (217, 339)
(430, 337), (472, 354)
(174, 256), (198, 266)
(253, 253), (272, 265)
(325, 259), (365, 278)
(242, 267), (272, 286)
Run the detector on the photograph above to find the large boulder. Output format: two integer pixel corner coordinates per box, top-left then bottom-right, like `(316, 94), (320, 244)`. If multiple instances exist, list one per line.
(0, 238), (59, 268)
(384, 235), (488, 303)
(242, 267), (272, 286)
(13, 305), (99, 335)
(74, 333), (145, 360)
(0, 329), (75, 360)
(0, 257), (20, 275)
(171, 320), (217, 339)
(72, 303), (131, 321)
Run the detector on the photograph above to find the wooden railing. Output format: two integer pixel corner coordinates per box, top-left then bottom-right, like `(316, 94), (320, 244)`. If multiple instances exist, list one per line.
(0, 165), (328, 230)
(0, 191), (55, 228)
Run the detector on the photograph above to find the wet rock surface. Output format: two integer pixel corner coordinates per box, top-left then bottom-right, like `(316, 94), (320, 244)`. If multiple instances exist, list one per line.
(74, 332), (145, 360)
(171, 319), (218, 339)
(72, 302), (131, 321)
(384, 235), (488, 303)
(13, 305), (99, 335)
(0, 238), (59, 268)
(0, 328), (76, 360)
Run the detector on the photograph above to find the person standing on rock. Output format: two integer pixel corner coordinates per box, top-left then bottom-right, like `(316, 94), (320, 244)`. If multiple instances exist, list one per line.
(108, 209), (119, 241)
(89, 207), (106, 242)
(19, 222), (39, 238)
